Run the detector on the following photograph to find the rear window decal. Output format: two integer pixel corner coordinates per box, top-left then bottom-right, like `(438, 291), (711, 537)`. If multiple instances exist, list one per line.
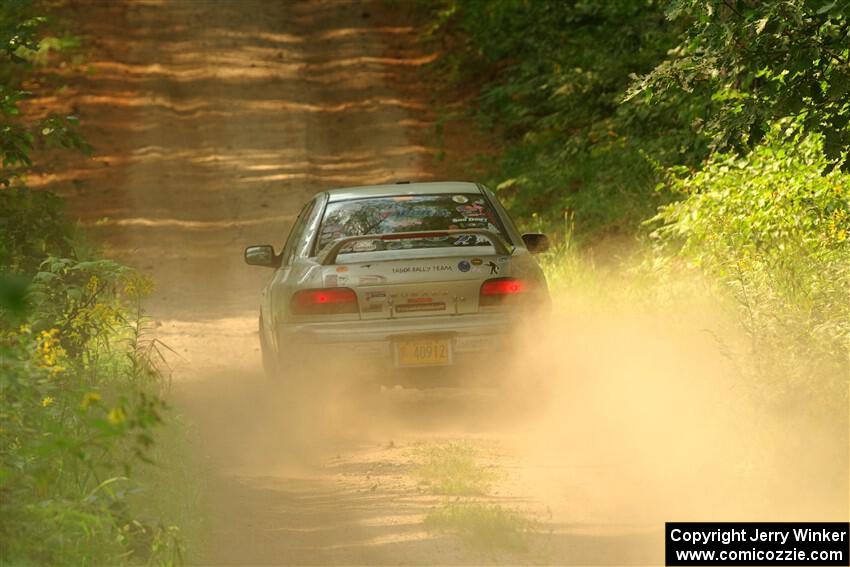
(453, 234), (477, 246)
(455, 203), (487, 216)
(351, 240), (378, 252)
(316, 193), (509, 255)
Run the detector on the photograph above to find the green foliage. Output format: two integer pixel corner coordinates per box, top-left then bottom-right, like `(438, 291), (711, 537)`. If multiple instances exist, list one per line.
(424, 0), (850, 237)
(629, 0), (850, 166)
(0, 186), (73, 274)
(0, 2), (186, 564)
(0, 258), (183, 565)
(0, 0), (90, 187)
(423, 0), (700, 238)
(651, 122), (849, 407)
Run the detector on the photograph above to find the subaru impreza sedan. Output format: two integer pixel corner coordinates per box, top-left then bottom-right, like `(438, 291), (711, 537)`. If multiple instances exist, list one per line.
(245, 181), (550, 381)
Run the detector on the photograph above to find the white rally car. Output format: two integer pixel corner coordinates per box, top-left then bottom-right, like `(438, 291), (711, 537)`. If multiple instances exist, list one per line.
(245, 181), (550, 381)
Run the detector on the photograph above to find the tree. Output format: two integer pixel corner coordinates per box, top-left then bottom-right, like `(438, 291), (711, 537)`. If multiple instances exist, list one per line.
(628, 0), (850, 165)
(0, 0), (88, 187)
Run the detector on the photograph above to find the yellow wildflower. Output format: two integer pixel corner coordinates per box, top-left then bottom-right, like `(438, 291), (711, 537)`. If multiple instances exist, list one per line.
(123, 279), (136, 297)
(123, 274), (154, 300)
(34, 328), (66, 374)
(85, 275), (99, 294)
(50, 366), (66, 376)
(107, 407), (126, 425)
(41, 397), (54, 408)
(81, 391), (101, 409)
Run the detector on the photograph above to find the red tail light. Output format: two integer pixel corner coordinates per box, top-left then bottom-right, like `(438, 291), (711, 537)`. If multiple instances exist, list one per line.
(479, 278), (527, 307)
(290, 288), (358, 315)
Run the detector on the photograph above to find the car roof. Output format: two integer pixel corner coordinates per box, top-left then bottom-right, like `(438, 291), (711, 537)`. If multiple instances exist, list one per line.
(325, 181), (482, 203)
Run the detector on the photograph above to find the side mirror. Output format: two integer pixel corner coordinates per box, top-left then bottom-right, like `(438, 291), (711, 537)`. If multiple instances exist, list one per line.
(244, 245), (279, 268)
(521, 233), (550, 253)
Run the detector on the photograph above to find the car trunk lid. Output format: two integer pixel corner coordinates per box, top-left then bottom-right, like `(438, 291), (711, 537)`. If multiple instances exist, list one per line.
(320, 252), (510, 319)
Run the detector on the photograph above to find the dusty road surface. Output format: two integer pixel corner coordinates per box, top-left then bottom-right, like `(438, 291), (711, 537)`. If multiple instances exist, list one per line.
(35, 0), (847, 565)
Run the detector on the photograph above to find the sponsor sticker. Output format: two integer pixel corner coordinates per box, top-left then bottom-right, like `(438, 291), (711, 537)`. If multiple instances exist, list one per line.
(458, 260), (471, 272)
(352, 240), (377, 252)
(452, 195), (469, 203)
(392, 265), (453, 273)
(471, 257), (483, 266)
(453, 234), (477, 246)
(456, 203), (487, 216)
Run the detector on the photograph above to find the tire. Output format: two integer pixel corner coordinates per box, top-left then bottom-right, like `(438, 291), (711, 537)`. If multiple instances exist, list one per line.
(259, 315), (280, 379)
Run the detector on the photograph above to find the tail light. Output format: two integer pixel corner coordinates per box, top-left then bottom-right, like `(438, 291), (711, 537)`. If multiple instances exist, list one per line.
(479, 278), (527, 307)
(290, 288), (358, 315)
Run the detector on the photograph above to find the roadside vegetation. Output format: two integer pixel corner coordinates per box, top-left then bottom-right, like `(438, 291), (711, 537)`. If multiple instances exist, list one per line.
(415, 442), (495, 495)
(415, 443), (538, 554)
(425, 502), (536, 553)
(0, 2), (190, 564)
(420, 0), (850, 411)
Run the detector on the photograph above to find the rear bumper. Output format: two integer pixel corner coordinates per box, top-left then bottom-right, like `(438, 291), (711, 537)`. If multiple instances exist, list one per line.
(275, 313), (514, 368)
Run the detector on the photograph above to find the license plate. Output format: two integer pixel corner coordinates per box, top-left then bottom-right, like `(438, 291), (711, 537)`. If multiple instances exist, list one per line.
(395, 338), (451, 367)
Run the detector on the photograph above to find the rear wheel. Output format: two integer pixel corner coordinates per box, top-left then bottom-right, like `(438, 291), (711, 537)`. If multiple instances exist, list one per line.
(259, 315), (280, 379)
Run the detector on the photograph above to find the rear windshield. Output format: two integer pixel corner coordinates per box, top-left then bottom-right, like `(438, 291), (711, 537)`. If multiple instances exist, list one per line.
(316, 194), (507, 255)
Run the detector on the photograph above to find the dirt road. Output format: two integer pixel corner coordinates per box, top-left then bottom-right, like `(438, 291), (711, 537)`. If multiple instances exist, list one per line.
(40, 1), (586, 564)
(36, 1), (846, 565)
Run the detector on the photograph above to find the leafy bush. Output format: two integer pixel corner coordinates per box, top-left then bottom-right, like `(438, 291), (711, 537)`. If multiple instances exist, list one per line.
(0, 254), (183, 565)
(650, 121), (850, 408)
(0, 187), (73, 275)
(628, 0), (850, 166)
(0, 2), (185, 564)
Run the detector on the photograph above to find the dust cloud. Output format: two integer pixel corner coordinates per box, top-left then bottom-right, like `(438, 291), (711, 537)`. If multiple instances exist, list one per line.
(174, 260), (847, 564)
(500, 269), (849, 530)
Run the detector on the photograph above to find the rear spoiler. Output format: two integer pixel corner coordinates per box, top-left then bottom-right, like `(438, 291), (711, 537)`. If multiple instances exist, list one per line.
(319, 229), (511, 266)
